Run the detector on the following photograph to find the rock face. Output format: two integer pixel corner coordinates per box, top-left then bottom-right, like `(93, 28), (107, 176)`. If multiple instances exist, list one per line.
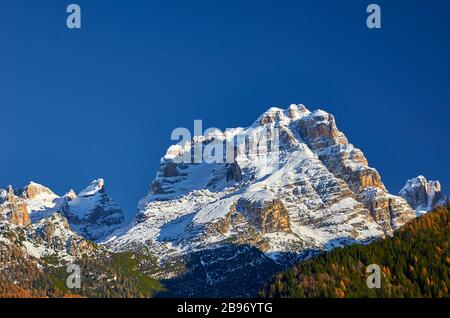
(236, 191), (291, 234)
(357, 188), (414, 233)
(17, 182), (59, 223)
(107, 104), (416, 297)
(16, 182), (58, 201)
(0, 186), (31, 226)
(296, 110), (415, 234)
(400, 176), (448, 214)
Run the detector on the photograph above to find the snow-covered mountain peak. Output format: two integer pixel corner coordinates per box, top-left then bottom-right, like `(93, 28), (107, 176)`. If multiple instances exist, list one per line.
(285, 104), (310, 120)
(15, 182), (59, 216)
(0, 179), (125, 242)
(108, 103), (416, 293)
(256, 104), (311, 127)
(20, 181), (57, 198)
(62, 178), (125, 241)
(78, 178), (105, 197)
(399, 175), (448, 214)
(64, 189), (78, 200)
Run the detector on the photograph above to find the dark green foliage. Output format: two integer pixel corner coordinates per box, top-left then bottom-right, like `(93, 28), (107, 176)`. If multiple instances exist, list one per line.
(41, 252), (165, 298)
(0, 248), (165, 298)
(261, 205), (450, 298)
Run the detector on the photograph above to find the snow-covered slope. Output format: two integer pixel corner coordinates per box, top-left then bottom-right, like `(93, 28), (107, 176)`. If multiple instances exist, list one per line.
(106, 104), (416, 296)
(64, 179), (125, 241)
(0, 211), (98, 265)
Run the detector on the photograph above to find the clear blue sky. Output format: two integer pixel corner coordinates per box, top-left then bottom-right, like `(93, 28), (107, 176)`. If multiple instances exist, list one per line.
(1, 0), (449, 221)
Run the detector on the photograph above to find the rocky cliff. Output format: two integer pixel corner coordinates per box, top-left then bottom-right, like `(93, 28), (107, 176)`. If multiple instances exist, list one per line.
(0, 186), (31, 226)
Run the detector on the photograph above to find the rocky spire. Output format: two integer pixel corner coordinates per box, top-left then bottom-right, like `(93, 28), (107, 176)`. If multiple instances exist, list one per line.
(0, 185), (31, 226)
(17, 181), (57, 200)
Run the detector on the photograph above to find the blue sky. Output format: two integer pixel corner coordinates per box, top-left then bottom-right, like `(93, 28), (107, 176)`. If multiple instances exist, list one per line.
(1, 0), (449, 220)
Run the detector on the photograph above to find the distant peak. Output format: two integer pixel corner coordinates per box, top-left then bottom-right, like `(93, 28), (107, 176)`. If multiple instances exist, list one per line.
(79, 179), (105, 197)
(414, 175), (427, 183)
(400, 175), (447, 213)
(20, 181), (57, 200)
(403, 175), (435, 188)
(26, 181), (54, 192)
(28, 181), (43, 186)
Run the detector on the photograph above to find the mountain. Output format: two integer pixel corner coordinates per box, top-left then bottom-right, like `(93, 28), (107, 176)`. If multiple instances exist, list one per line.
(0, 180), (163, 298)
(261, 204), (450, 298)
(0, 104), (446, 298)
(0, 179), (125, 242)
(400, 176), (448, 214)
(0, 179), (127, 268)
(106, 104), (417, 297)
(0, 215), (164, 297)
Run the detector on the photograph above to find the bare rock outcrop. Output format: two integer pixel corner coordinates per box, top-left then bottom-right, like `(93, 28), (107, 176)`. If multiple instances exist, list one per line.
(236, 191), (291, 234)
(0, 186), (31, 226)
(297, 109), (414, 232)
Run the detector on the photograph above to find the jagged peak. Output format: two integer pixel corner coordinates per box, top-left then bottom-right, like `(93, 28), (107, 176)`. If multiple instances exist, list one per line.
(407, 175), (427, 183)
(257, 104), (311, 126)
(164, 142), (191, 160)
(28, 181), (44, 187)
(78, 178), (105, 197)
(401, 175), (441, 191)
(300, 109), (335, 125)
(162, 104), (314, 161)
(64, 189), (78, 200)
(399, 175), (447, 214)
(11, 181), (59, 202)
(24, 181), (57, 195)
(309, 109), (329, 117)
(286, 104), (310, 120)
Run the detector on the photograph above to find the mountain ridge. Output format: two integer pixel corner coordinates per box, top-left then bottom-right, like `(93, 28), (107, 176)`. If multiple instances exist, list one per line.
(104, 104), (434, 296)
(1, 103), (448, 297)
